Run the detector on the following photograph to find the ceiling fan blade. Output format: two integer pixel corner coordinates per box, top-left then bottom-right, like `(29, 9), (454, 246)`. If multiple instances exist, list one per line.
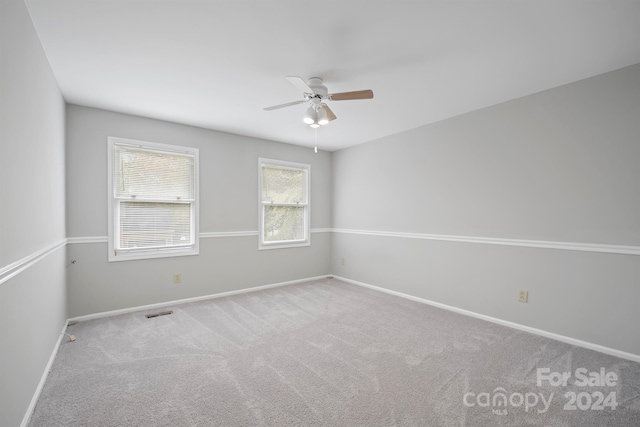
(263, 100), (305, 111)
(329, 89), (374, 101)
(286, 76), (314, 93)
(320, 103), (337, 121)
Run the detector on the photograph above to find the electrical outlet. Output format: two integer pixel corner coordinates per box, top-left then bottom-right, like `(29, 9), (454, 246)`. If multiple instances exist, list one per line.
(173, 274), (181, 284)
(518, 290), (528, 303)
(341, 258), (345, 266)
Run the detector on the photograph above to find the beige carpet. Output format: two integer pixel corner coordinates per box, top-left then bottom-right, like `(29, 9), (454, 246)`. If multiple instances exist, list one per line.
(29, 278), (640, 426)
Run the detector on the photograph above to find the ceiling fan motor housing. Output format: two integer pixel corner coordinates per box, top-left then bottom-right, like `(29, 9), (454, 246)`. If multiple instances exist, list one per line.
(307, 77), (328, 97)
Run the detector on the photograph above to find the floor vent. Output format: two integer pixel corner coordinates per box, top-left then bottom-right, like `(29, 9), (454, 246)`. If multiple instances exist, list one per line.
(145, 310), (173, 319)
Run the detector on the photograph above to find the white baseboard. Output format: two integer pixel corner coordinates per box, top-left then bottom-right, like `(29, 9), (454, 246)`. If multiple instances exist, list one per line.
(23, 275), (330, 426)
(68, 275), (332, 322)
(332, 275), (640, 364)
(24, 273), (638, 427)
(21, 320), (70, 427)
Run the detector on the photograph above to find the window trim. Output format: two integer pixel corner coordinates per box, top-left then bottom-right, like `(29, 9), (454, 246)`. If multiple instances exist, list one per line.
(258, 158), (311, 250)
(107, 136), (199, 262)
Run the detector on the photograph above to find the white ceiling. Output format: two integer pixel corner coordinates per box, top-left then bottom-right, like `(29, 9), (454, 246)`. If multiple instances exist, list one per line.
(25, 0), (640, 151)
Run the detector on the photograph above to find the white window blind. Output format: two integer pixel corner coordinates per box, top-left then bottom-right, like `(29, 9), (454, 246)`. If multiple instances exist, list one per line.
(259, 159), (310, 249)
(114, 146), (194, 200)
(118, 201), (191, 250)
(108, 138), (199, 261)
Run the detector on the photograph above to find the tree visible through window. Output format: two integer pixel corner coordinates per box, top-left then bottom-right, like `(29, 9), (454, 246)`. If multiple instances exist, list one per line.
(259, 159), (310, 249)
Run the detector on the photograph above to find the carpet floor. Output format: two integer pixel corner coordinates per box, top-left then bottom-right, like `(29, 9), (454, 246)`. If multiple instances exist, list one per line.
(29, 278), (640, 426)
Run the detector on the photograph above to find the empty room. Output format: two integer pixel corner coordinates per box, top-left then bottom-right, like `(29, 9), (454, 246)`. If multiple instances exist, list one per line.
(2, 0), (640, 426)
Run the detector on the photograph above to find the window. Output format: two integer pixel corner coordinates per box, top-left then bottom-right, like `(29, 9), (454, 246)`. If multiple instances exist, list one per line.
(108, 137), (199, 261)
(259, 158), (310, 250)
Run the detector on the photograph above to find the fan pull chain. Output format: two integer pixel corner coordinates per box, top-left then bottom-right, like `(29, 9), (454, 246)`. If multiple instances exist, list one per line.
(314, 128), (318, 153)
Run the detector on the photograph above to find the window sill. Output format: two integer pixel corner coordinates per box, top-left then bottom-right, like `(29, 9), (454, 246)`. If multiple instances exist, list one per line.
(108, 247), (199, 262)
(258, 240), (310, 251)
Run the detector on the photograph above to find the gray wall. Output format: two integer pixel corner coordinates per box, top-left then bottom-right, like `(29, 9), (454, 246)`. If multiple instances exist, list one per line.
(0, 0), (68, 425)
(331, 64), (640, 355)
(65, 105), (332, 317)
(2, 3), (639, 422)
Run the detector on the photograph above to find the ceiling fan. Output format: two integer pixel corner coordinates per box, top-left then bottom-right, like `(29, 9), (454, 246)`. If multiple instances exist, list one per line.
(264, 76), (374, 128)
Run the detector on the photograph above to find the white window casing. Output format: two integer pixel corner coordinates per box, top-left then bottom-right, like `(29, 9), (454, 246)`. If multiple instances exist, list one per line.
(108, 137), (199, 262)
(258, 158), (310, 250)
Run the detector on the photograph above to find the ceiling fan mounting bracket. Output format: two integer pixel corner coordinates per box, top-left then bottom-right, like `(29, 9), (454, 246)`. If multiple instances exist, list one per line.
(307, 77), (328, 97)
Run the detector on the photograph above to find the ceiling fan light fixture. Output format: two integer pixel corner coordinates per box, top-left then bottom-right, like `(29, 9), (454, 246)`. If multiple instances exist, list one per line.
(309, 123), (320, 129)
(303, 106), (317, 125)
(317, 107), (329, 125)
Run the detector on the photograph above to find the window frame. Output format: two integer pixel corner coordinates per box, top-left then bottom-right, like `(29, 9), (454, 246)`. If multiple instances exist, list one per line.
(258, 158), (311, 250)
(107, 136), (199, 262)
